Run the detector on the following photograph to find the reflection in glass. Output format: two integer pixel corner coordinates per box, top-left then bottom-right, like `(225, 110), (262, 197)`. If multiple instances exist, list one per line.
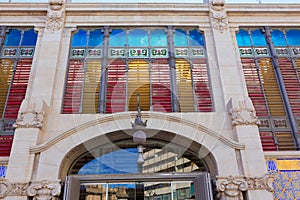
(128, 29), (148, 47)
(236, 29), (251, 46)
(272, 30), (286, 46)
(189, 29), (204, 46)
(72, 29), (87, 47)
(174, 29), (187, 46)
(4, 29), (21, 46)
(251, 29), (267, 46)
(286, 29), (300, 46)
(110, 29), (126, 47)
(88, 29), (103, 46)
(21, 29), (38, 46)
(150, 29), (167, 46)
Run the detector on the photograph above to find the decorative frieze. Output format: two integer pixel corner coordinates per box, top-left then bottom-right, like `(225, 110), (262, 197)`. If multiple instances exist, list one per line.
(0, 180), (29, 198)
(46, 0), (65, 32)
(229, 97), (260, 126)
(27, 180), (61, 200)
(216, 175), (274, 200)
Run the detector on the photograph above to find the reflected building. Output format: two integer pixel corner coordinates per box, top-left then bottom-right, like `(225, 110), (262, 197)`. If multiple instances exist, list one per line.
(0, 0), (300, 200)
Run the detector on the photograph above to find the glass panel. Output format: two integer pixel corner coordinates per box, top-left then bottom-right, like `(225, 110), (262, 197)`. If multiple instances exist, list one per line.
(236, 29), (251, 46)
(176, 59), (194, 112)
(286, 29), (300, 46)
(150, 29), (167, 47)
(174, 29), (188, 47)
(80, 183), (107, 200)
(110, 29), (126, 47)
(4, 29), (21, 46)
(172, 181), (194, 200)
(82, 59), (101, 114)
(189, 29), (204, 47)
(272, 30), (286, 46)
(251, 29), (267, 46)
(88, 29), (103, 47)
(21, 29), (37, 46)
(72, 29), (87, 47)
(106, 59), (127, 113)
(128, 29), (148, 47)
(128, 60), (150, 111)
(0, 59), (14, 117)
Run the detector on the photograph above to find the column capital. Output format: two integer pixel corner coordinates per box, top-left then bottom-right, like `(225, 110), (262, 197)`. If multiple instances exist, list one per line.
(27, 180), (61, 200)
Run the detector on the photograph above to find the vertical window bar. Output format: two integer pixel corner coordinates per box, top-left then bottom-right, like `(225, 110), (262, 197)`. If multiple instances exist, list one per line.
(99, 26), (110, 113)
(264, 26), (300, 150)
(167, 26), (179, 112)
(148, 30), (153, 110)
(125, 29), (129, 112)
(0, 26), (6, 50)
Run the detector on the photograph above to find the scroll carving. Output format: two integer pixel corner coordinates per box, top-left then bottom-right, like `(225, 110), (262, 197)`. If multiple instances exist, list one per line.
(0, 180), (29, 198)
(209, 0), (228, 33)
(27, 180), (61, 200)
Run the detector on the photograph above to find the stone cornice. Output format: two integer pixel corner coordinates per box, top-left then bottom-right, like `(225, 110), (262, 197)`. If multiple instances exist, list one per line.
(30, 112), (245, 154)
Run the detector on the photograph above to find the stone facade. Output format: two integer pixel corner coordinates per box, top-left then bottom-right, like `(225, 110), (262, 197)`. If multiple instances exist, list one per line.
(0, 0), (299, 199)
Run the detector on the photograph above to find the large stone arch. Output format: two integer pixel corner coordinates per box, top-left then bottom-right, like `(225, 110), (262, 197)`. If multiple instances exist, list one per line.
(29, 112), (244, 181)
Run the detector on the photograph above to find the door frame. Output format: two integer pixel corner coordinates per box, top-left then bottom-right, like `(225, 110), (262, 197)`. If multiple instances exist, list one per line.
(63, 172), (213, 200)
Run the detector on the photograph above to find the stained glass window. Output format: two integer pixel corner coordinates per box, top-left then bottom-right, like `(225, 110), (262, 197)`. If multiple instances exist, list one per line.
(21, 29), (38, 46)
(236, 29), (251, 46)
(4, 29), (21, 46)
(272, 30), (286, 46)
(286, 29), (300, 46)
(251, 29), (267, 46)
(64, 27), (212, 114)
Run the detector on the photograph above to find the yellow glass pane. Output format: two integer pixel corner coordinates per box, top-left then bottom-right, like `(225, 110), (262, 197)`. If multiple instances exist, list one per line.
(82, 60), (101, 114)
(259, 58), (286, 116)
(176, 59), (194, 112)
(128, 60), (150, 111)
(0, 59), (14, 117)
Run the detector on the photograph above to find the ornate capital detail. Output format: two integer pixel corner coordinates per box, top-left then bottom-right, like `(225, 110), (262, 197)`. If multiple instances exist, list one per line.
(27, 180), (61, 200)
(13, 98), (47, 129)
(229, 97), (260, 126)
(46, 0), (65, 32)
(216, 176), (247, 199)
(0, 180), (29, 198)
(246, 175), (275, 192)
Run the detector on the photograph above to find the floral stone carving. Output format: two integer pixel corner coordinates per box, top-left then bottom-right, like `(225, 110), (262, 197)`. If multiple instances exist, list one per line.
(0, 180), (29, 198)
(229, 97), (260, 126)
(27, 180), (61, 200)
(46, 0), (65, 32)
(209, 0), (228, 33)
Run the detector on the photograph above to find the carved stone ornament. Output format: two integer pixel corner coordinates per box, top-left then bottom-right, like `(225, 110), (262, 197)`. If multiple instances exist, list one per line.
(216, 176), (247, 200)
(27, 180), (61, 200)
(14, 110), (44, 128)
(46, 0), (65, 32)
(229, 97), (260, 126)
(210, 0), (226, 11)
(216, 175), (275, 200)
(13, 98), (47, 129)
(209, 0), (228, 33)
(0, 180), (29, 198)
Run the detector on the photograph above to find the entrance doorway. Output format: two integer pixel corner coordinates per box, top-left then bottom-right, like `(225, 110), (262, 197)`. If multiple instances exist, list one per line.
(64, 173), (212, 200)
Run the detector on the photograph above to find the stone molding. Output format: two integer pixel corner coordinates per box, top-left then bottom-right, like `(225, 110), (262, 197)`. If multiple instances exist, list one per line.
(216, 175), (275, 199)
(229, 97), (260, 126)
(46, 0), (65, 32)
(0, 180), (28, 198)
(27, 180), (61, 200)
(209, 0), (228, 33)
(14, 98), (47, 129)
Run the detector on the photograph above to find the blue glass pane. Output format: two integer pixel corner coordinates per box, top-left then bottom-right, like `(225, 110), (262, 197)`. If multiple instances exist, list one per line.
(4, 29), (21, 46)
(236, 29), (251, 46)
(286, 30), (300, 46)
(72, 29), (87, 47)
(128, 29), (148, 47)
(21, 29), (38, 46)
(110, 29), (126, 47)
(251, 29), (267, 46)
(0, 166), (6, 178)
(150, 29), (167, 46)
(88, 29), (103, 46)
(174, 29), (187, 46)
(272, 30), (286, 46)
(78, 148), (138, 174)
(189, 29), (204, 46)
